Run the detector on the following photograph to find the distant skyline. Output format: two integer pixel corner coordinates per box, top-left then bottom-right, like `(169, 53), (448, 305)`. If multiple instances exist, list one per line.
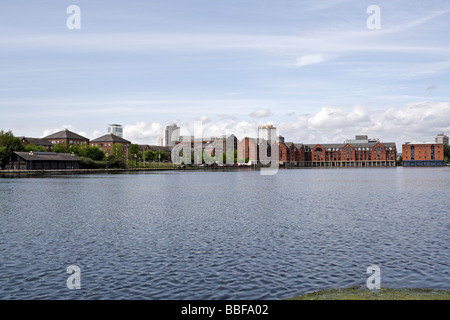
(1, 0), (449, 148)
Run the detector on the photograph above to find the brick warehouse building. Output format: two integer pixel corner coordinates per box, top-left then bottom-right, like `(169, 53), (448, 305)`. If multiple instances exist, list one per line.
(238, 135), (396, 167)
(402, 142), (444, 167)
(90, 133), (131, 155)
(19, 136), (53, 152)
(306, 141), (397, 167)
(43, 128), (89, 146)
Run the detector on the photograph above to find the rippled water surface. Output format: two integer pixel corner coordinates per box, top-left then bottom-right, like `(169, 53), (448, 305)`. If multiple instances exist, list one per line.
(0, 167), (449, 299)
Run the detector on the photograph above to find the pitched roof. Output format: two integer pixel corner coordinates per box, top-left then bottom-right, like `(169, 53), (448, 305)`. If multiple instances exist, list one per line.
(7, 151), (81, 162)
(304, 142), (396, 149)
(90, 133), (131, 144)
(146, 145), (172, 152)
(42, 129), (89, 141)
(20, 137), (53, 146)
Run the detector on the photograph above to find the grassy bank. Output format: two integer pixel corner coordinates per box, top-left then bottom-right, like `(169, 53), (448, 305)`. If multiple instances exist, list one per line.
(288, 286), (450, 300)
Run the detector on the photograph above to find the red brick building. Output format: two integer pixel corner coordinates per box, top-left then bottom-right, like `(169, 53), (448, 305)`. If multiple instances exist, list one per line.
(402, 142), (444, 166)
(237, 137), (259, 164)
(306, 141), (396, 167)
(90, 133), (131, 155)
(19, 137), (53, 152)
(43, 129), (89, 146)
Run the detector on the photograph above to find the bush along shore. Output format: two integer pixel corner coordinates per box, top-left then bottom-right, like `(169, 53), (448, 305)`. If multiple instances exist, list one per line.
(287, 286), (450, 300)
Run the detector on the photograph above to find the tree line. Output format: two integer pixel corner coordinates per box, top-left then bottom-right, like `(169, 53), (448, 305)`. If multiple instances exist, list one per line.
(0, 130), (167, 169)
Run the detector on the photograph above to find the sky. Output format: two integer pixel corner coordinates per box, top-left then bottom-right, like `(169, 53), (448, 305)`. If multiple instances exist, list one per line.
(1, 0), (449, 149)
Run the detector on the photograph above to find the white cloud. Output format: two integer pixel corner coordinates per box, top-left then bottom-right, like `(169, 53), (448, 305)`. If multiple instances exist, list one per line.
(278, 102), (450, 147)
(295, 54), (334, 67)
(123, 121), (164, 144)
(92, 130), (102, 138)
(249, 109), (273, 118)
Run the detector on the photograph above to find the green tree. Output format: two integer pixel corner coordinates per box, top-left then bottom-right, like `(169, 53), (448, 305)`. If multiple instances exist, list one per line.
(69, 144), (81, 156)
(155, 150), (166, 161)
(110, 143), (124, 159)
(444, 144), (450, 163)
(83, 146), (105, 161)
(0, 130), (24, 160)
(53, 144), (70, 153)
(128, 144), (140, 160)
(24, 144), (46, 152)
(144, 150), (156, 161)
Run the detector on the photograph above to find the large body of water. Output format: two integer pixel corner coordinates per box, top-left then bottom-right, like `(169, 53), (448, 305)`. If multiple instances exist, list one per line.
(0, 167), (449, 299)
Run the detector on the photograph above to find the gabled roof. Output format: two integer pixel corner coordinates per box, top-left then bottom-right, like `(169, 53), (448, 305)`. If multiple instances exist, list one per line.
(43, 129), (89, 141)
(19, 137), (53, 146)
(306, 142), (396, 149)
(284, 142), (294, 148)
(4, 151), (81, 162)
(90, 133), (131, 144)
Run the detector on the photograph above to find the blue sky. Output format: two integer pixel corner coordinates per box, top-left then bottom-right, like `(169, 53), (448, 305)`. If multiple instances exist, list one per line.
(1, 0), (449, 147)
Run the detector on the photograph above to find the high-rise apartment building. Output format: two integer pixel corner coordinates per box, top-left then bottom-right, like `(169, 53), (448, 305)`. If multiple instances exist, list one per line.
(163, 123), (180, 147)
(156, 136), (164, 146)
(435, 133), (449, 145)
(107, 124), (123, 138)
(258, 124), (276, 142)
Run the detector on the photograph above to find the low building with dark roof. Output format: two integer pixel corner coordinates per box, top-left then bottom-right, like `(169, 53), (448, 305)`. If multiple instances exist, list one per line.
(43, 128), (89, 146)
(19, 137), (53, 152)
(140, 145), (172, 161)
(90, 133), (131, 155)
(1, 151), (81, 170)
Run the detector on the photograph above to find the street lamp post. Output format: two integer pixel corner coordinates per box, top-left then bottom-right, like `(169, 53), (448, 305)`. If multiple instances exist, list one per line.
(105, 153), (109, 169)
(134, 154), (137, 169)
(158, 152), (161, 168)
(71, 152), (75, 170)
(143, 151), (145, 168)
(29, 151), (34, 170)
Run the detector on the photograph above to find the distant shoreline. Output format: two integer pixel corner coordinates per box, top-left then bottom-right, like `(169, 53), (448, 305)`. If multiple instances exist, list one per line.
(287, 286), (450, 300)
(0, 166), (257, 177)
(1, 164), (446, 177)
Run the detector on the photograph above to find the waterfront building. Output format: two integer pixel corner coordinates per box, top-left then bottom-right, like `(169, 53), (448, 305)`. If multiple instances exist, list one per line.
(163, 124), (180, 147)
(90, 133), (131, 155)
(306, 139), (396, 167)
(43, 128), (89, 146)
(237, 137), (259, 164)
(107, 124), (123, 138)
(19, 136), (53, 152)
(435, 133), (449, 145)
(1, 151), (81, 170)
(402, 142), (444, 167)
(237, 135), (396, 167)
